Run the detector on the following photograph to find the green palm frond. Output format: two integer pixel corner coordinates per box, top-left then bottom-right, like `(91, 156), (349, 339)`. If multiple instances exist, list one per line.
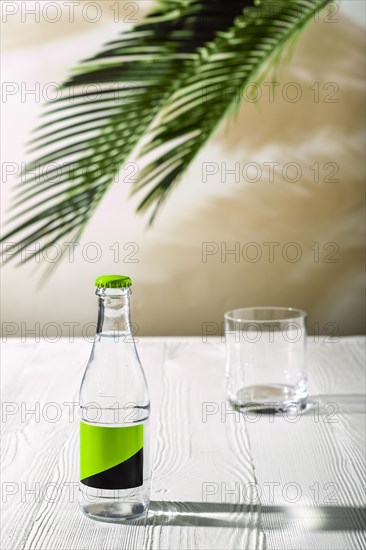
(2, 0), (247, 266)
(135, 0), (332, 220)
(2, 0), (331, 271)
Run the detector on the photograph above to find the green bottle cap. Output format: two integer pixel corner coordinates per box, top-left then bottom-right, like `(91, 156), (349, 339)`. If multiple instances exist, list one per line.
(95, 275), (132, 288)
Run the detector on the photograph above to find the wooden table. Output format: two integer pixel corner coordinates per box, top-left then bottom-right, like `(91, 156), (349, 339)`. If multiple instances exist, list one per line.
(1, 337), (365, 550)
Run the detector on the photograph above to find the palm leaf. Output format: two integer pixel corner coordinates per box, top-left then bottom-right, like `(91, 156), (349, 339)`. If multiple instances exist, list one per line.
(134, 0), (332, 221)
(2, 0), (248, 265)
(1, 0), (331, 270)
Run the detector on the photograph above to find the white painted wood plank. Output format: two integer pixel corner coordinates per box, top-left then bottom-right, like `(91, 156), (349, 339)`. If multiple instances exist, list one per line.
(1, 337), (365, 550)
(1, 339), (90, 550)
(145, 339), (263, 550)
(1, 339), (262, 550)
(8, 341), (167, 550)
(246, 415), (366, 550)
(245, 338), (366, 550)
(307, 337), (365, 396)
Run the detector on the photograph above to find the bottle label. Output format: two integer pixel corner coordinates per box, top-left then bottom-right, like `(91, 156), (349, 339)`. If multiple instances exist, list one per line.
(80, 421), (143, 490)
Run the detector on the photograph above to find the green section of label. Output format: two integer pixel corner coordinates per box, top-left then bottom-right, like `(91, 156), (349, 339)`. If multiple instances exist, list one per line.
(80, 422), (143, 480)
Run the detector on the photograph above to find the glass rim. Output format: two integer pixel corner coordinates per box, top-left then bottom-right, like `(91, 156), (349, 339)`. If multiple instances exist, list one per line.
(224, 306), (307, 323)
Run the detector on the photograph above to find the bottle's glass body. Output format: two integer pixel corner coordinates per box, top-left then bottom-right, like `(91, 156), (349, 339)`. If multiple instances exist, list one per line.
(79, 286), (150, 522)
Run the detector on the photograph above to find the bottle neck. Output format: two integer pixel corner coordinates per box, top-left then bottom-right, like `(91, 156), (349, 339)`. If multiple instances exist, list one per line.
(96, 287), (132, 336)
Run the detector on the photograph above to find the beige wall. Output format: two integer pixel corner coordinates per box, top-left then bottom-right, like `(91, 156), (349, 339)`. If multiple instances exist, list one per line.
(1, 1), (365, 338)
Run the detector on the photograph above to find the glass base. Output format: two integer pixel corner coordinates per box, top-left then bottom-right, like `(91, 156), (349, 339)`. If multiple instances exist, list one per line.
(79, 484), (150, 523)
(81, 501), (149, 523)
(229, 384), (308, 412)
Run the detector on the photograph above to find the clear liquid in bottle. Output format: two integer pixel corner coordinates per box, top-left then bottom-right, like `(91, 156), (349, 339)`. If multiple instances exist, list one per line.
(79, 276), (150, 522)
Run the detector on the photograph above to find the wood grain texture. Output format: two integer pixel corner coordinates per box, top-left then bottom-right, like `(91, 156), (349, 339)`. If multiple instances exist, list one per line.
(245, 338), (366, 550)
(1, 337), (365, 550)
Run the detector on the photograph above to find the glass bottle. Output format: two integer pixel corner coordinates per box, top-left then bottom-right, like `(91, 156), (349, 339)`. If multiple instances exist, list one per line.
(79, 275), (150, 522)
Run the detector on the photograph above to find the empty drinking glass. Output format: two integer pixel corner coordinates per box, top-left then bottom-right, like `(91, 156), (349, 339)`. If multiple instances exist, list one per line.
(225, 307), (307, 411)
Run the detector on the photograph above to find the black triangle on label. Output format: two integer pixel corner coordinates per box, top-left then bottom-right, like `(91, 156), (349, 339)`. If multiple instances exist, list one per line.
(81, 448), (143, 490)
